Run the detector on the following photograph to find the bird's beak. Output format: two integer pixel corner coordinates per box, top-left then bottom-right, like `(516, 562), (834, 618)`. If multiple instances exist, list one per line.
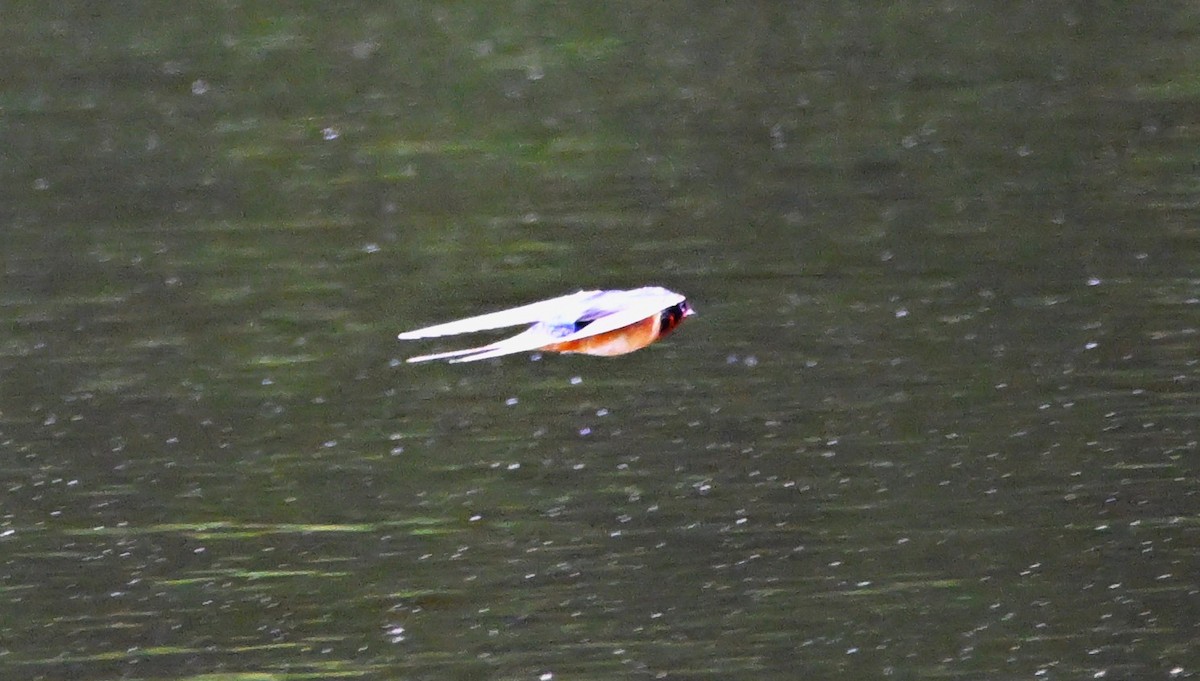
(684, 307), (696, 317)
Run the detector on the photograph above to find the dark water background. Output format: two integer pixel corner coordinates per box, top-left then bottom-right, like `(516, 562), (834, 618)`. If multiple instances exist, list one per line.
(2, 4), (1197, 680)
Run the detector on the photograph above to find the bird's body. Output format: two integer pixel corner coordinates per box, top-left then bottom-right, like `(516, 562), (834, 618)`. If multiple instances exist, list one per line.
(398, 287), (693, 363)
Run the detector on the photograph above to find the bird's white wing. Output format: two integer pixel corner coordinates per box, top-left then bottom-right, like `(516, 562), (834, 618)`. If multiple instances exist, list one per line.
(405, 344), (502, 363)
(398, 290), (602, 340)
(444, 329), (563, 363)
(407, 325), (561, 364)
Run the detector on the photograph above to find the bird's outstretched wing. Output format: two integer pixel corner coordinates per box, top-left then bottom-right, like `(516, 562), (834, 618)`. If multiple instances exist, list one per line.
(397, 290), (601, 340)
(405, 325), (560, 364)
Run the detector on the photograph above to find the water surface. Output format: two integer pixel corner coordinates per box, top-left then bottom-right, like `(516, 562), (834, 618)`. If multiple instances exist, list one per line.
(2, 4), (1198, 680)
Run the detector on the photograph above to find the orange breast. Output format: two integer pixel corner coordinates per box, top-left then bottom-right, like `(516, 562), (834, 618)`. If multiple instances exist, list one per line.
(539, 315), (662, 357)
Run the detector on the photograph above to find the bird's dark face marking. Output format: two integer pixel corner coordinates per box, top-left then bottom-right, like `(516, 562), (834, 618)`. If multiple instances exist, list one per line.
(658, 301), (690, 337)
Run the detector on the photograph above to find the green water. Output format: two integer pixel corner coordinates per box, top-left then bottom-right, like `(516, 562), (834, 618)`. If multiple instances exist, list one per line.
(2, 4), (1197, 679)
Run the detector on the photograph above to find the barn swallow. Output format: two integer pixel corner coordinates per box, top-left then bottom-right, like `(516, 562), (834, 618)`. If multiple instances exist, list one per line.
(398, 286), (694, 363)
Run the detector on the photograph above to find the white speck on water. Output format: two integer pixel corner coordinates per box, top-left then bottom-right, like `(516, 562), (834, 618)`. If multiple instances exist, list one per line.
(895, 308), (909, 318)
(0, 529), (14, 538)
(469, 515), (482, 522)
(362, 242), (380, 253)
(33, 178), (49, 190)
(578, 427), (591, 436)
(569, 376), (583, 385)
(1085, 341), (1099, 350)
(505, 397), (519, 406)
(1086, 277), (1102, 286)
(322, 127), (340, 141)
(506, 463), (520, 470)
(261, 377), (273, 385)
(540, 673), (554, 681)
(1169, 667), (1184, 677)
(770, 122), (785, 150)
(596, 408), (609, 417)
(351, 41), (378, 59)
(1093, 670), (1107, 678)
(191, 79), (209, 95)
(743, 355), (759, 367)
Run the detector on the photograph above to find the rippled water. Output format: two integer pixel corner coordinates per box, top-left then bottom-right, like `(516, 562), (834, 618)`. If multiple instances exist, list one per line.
(3, 4), (1198, 680)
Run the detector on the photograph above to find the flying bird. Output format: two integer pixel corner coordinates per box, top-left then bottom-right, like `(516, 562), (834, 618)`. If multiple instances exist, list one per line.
(398, 286), (694, 363)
